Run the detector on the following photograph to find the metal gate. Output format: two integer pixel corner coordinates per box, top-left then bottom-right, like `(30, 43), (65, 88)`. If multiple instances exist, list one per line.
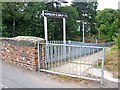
(37, 42), (105, 84)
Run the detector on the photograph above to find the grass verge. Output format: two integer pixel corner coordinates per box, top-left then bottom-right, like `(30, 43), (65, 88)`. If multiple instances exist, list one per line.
(99, 45), (119, 78)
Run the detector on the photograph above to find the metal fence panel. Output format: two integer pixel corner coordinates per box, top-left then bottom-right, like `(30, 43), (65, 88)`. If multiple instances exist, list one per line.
(38, 42), (105, 84)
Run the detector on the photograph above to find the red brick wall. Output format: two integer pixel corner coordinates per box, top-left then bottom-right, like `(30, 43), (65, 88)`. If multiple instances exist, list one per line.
(0, 38), (45, 71)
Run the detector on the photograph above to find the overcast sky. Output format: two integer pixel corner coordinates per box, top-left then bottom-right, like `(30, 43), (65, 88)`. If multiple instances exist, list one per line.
(64, 0), (120, 10)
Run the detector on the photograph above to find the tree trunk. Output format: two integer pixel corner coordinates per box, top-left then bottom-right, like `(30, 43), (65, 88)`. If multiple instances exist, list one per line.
(13, 19), (15, 37)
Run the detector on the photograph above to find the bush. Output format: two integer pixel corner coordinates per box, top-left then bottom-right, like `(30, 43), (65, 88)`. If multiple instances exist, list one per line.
(113, 31), (120, 49)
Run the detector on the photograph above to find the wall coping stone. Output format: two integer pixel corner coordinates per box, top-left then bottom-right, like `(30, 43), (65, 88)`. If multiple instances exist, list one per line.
(0, 36), (45, 46)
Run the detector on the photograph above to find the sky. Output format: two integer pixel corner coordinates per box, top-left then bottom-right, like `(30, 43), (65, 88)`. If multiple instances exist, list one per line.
(64, 0), (120, 10)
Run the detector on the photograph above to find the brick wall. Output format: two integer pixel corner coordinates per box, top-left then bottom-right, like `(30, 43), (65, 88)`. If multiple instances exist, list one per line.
(0, 36), (45, 71)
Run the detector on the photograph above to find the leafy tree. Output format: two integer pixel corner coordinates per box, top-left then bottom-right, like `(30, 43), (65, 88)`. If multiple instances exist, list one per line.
(44, 2), (79, 41)
(2, 2), (46, 37)
(96, 9), (118, 42)
(22, 2), (46, 37)
(72, 0), (98, 41)
(1, 2), (79, 41)
(44, 6), (79, 41)
(59, 6), (79, 41)
(2, 2), (24, 37)
(114, 9), (120, 48)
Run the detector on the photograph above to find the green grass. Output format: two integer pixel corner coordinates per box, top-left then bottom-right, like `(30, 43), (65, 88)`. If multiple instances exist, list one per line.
(100, 45), (119, 78)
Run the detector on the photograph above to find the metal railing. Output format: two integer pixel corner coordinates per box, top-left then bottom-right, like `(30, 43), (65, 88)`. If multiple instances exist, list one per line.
(38, 42), (105, 84)
(48, 41), (70, 44)
(48, 40), (113, 47)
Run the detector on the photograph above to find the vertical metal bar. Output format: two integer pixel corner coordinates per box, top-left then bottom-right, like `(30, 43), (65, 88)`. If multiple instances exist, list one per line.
(49, 45), (51, 69)
(63, 18), (66, 44)
(64, 45), (66, 64)
(50, 45), (53, 69)
(56, 45), (58, 67)
(60, 45), (62, 66)
(85, 47), (86, 76)
(83, 47), (85, 76)
(88, 47), (91, 78)
(44, 16), (48, 43)
(75, 47), (77, 75)
(37, 42), (40, 71)
(48, 45), (50, 70)
(92, 48), (94, 79)
(73, 47), (75, 60)
(68, 46), (71, 74)
(58, 45), (60, 67)
(96, 48), (99, 80)
(65, 45), (67, 73)
(45, 44), (48, 69)
(43, 45), (45, 69)
(101, 48), (105, 84)
(78, 47), (80, 57)
(76, 47), (77, 58)
(80, 47), (82, 77)
(54, 45), (57, 68)
(72, 46), (75, 75)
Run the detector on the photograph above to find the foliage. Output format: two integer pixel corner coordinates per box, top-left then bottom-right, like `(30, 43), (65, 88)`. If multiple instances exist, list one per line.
(2, 2), (79, 41)
(116, 10), (120, 49)
(72, 1), (98, 40)
(96, 9), (118, 42)
(2, 2), (46, 38)
(113, 30), (120, 49)
(1, 2), (119, 43)
(59, 6), (79, 40)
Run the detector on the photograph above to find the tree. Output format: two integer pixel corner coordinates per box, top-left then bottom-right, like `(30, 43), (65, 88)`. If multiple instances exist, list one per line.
(96, 9), (118, 42)
(59, 6), (79, 41)
(72, 0), (98, 41)
(22, 2), (46, 37)
(2, 2), (79, 41)
(114, 9), (120, 48)
(44, 5), (79, 41)
(2, 2), (24, 37)
(2, 2), (46, 37)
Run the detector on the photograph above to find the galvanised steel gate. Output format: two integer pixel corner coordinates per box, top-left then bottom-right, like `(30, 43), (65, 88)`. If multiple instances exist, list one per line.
(37, 42), (105, 84)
